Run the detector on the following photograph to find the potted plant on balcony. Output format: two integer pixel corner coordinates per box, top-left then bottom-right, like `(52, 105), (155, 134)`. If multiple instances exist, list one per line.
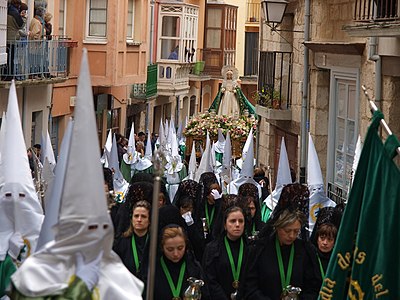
(252, 86), (281, 109)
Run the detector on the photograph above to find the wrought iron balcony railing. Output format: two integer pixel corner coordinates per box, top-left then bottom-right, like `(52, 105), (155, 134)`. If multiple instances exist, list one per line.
(1, 36), (75, 82)
(354, 0), (399, 21)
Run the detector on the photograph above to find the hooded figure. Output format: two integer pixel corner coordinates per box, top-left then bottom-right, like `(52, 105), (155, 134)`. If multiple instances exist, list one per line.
(227, 130), (261, 196)
(194, 132), (213, 182)
(11, 50), (143, 299)
(41, 130), (56, 172)
(214, 128), (225, 163)
(109, 133), (129, 203)
(165, 129), (185, 201)
(186, 141), (197, 181)
(307, 133), (336, 236)
(0, 81), (44, 297)
(263, 137), (292, 215)
(100, 129), (112, 167)
(220, 131), (232, 194)
(121, 123), (139, 181)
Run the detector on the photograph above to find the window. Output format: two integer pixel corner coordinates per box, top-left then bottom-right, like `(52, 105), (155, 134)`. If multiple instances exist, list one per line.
(158, 4), (199, 62)
(244, 32), (259, 76)
(126, 0), (134, 40)
(206, 8), (222, 48)
(160, 16), (181, 60)
(327, 71), (359, 204)
(58, 0), (67, 36)
(258, 51), (292, 109)
(86, 0), (107, 39)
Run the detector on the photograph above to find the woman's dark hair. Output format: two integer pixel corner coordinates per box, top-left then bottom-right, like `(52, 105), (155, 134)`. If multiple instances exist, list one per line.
(316, 223), (337, 240)
(223, 206), (245, 226)
(178, 196), (194, 210)
(238, 182), (259, 201)
(122, 200), (151, 238)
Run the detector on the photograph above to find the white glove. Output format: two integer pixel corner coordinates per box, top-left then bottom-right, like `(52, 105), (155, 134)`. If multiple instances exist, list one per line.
(210, 189), (222, 200)
(75, 251), (103, 291)
(182, 211), (194, 226)
(8, 232), (25, 261)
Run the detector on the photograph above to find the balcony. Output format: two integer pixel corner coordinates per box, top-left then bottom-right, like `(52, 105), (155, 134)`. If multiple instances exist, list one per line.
(202, 48), (236, 77)
(343, 0), (400, 37)
(246, 0), (261, 23)
(0, 37), (75, 86)
(157, 62), (192, 96)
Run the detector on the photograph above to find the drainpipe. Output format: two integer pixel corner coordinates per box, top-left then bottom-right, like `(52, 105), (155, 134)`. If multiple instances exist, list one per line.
(368, 37), (382, 110)
(299, 0), (311, 184)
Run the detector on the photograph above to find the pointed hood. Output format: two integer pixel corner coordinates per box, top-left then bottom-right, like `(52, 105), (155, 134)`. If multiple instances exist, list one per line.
(54, 50), (112, 259)
(210, 141), (217, 169)
(100, 129), (112, 167)
(241, 128), (253, 161)
(307, 133), (323, 187)
(177, 120), (183, 140)
(0, 81), (43, 260)
(12, 50), (144, 299)
(110, 133), (129, 199)
(236, 128), (254, 170)
(171, 131), (179, 157)
(241, 131), (254, 179)
(187, 141), (197, 180)
(165, 131), (183, 175)
(165, 119), (170, 142)
(222, 131), (232, 171)
(42, 130), (56, 171)
(194, 132), (213, 182)
(307, 133), (336, 235)
(263, 137), (292, 210)
(110, 134), (124, 181)
(214, 128), (225, 153)
(145, 132), (152, 159)
(123, 123), (138, 164)
(276, 137), (292, 186)
(227, 132), (261, 196)
(36, 119), (73, 251)
(220, 131), (232, 192)
(157, 119), (166, 148)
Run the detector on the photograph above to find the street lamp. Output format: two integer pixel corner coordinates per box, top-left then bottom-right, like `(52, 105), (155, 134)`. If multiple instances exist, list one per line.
(261, 0), (288, 29)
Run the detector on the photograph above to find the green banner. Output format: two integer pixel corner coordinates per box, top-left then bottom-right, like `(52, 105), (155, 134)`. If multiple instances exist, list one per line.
(319, 111), (400, 299)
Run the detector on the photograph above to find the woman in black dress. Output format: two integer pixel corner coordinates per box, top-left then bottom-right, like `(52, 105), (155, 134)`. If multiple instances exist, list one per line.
(203, 205), (248, 299)
(113, 200), (151, 280)
(244, 183), (320, 300)
(153, 225), (210, 300)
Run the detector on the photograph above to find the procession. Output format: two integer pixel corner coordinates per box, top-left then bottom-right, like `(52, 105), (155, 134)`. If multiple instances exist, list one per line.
(2, 0), (400, 299)
(0, 48), (398, 300)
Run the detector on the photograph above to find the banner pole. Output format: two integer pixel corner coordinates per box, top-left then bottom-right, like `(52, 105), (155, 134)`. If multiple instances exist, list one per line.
(361, 85), (400, 156)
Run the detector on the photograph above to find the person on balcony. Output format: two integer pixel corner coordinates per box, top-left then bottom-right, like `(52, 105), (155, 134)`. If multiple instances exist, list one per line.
(209, 66), (256, 117)
(3, 0), (24, 80)
(29, 8), (46, 77)
(168, 45), (179, 60)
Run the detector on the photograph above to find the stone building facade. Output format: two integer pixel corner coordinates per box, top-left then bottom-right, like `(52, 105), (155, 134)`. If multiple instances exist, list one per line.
(257, 0), (400, 202)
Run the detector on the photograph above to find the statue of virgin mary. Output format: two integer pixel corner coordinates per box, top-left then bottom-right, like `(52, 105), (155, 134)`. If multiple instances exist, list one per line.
(209, 66), (256, 116)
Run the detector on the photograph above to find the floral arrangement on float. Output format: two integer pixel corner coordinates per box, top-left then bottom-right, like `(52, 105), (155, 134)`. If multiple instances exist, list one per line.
(183, 111), (258, 140)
